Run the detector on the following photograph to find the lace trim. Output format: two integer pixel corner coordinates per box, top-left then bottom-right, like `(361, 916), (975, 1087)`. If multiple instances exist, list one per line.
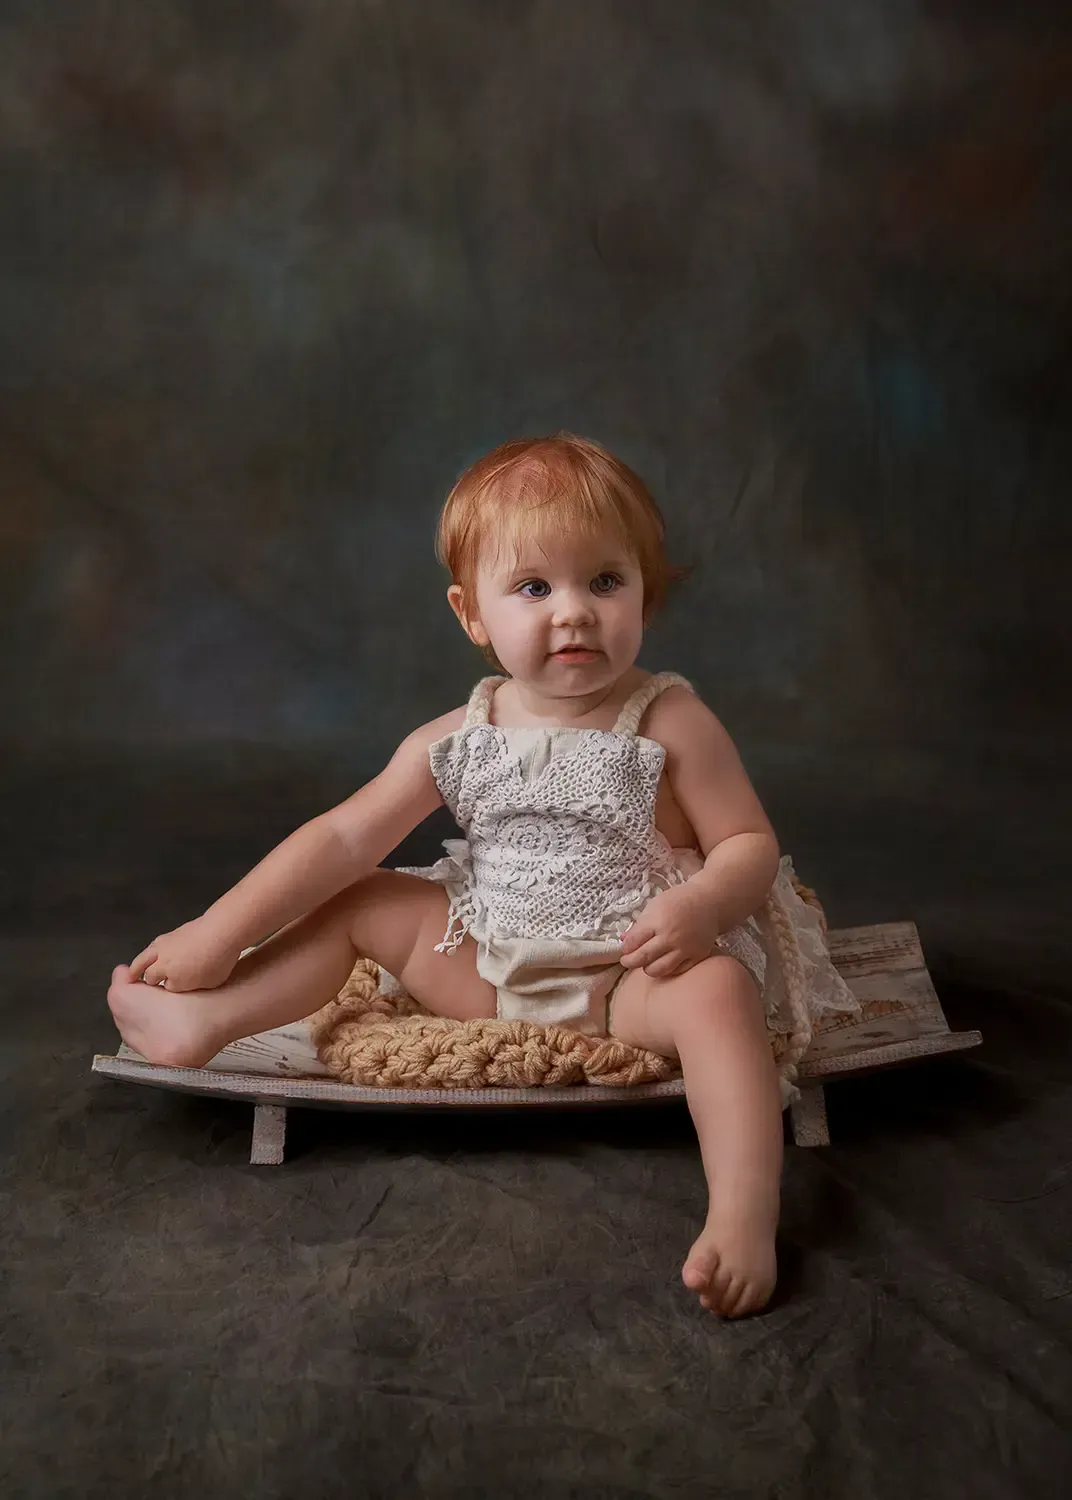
(755, 858), (861, 1031)
(463, 675), (506, 729)
(433, 903), (469, 956)
(424, 671), (701, 948)
(462, 670), (695, 735)
(612, 672), (694, 735)
(396, 840), (483, 953)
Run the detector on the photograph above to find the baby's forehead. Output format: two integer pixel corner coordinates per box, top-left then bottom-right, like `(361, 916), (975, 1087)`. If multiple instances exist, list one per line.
(481, 527), (634, 579)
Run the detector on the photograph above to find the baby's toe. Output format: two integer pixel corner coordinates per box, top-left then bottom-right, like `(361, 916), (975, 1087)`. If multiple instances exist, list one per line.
(682, 1264), (709, 1294)
(731, 1274), (776, 1319)
(682, 1246), (719, 1298)
(705, 1270), (737, 1317)
(720, 1277), (749, 1318)
(684, 1244), (738, 1314)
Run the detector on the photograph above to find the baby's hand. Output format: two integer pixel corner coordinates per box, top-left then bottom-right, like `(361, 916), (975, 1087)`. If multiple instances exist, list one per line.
(128, 918), (241, 993)
(618, 883), (720, 979)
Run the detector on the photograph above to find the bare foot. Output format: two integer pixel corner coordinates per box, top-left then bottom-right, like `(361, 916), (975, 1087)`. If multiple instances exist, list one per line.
(682, 1209), (778, 1319)
(107, 964), (221, 1068)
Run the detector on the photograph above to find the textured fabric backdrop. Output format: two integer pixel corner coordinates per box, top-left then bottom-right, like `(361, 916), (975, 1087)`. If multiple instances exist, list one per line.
(2, 3), (1070, 1496)
(2, 0), (1068, 990)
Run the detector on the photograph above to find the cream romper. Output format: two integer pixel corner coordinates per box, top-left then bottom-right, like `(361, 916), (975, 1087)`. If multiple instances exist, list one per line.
(383, 669), (862, 1069)
(386, 671), (780, 1036)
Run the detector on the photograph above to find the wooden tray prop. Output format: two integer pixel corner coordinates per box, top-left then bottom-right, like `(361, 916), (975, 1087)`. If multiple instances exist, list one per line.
(92, 921), (981, 1160)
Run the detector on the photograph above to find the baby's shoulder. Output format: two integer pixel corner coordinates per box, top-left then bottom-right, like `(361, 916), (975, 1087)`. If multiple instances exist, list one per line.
(405, 702), (468, 756)
(430, 702), (469, 737)
(641, 680), (727, 754)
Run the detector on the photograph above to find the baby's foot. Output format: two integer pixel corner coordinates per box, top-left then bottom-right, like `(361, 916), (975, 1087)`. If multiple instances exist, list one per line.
(682, 1209), (778, 1319)
(107, 964), (220, 1069)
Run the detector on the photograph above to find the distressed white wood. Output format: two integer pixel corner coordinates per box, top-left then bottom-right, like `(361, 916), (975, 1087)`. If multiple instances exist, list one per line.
(94, 921), (985, 1149)
(191, 1020), (332, 1078)
(93, 1055), (694, 1108)
(800, 1028), (981, 1079)
(250, 1103), (287, 1165)
(112, 922), (957, 1079)
(809, 921), (956, 1061)
(789, 1085), (830, 1148)
(826, 920), (925, 975)
(93, 1029), (982, 1106)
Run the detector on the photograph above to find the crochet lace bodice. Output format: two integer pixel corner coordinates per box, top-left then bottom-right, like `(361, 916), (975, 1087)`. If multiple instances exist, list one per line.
(425, 671), (695, 946)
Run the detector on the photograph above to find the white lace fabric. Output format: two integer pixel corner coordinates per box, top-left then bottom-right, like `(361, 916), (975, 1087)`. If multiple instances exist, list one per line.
(412, 672), (697, 951)
(393, 670), (860, 1033)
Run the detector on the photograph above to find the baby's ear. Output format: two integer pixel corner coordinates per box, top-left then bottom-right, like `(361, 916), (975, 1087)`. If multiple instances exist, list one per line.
(447, 586), (492, 651)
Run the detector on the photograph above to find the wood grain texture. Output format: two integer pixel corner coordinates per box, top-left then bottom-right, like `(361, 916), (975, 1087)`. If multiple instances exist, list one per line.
(250, 1104), (287, 1165)
(92, 922), (983, 1134)
(93, 1027), (983, 1108)
(789, 1086), (830, 1147)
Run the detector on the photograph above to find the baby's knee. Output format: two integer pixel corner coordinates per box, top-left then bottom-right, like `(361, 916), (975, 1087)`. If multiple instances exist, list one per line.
(333, 867), (453, 975)
(669, 953), (761, 1019)
(318, 867), (398, 922)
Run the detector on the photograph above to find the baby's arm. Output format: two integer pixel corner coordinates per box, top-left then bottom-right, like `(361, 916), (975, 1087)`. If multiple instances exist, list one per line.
(620, 689), (779, 976)
(129, 706), (464, 989)
(654, 687), (780, 931)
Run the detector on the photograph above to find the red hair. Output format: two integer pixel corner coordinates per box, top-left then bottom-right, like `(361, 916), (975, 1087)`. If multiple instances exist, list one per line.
(435, 434), (691, 652)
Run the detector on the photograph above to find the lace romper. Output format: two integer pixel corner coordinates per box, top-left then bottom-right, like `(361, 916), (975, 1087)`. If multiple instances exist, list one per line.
(387, 671), (859, 1039)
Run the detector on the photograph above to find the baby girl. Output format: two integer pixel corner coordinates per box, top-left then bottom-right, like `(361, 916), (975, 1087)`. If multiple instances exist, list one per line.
(109, 433), (825, 1319)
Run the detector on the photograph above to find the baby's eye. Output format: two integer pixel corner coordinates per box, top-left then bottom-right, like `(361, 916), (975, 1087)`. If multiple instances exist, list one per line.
(517, 579), (551, 599)
(592, 572), (622, 594)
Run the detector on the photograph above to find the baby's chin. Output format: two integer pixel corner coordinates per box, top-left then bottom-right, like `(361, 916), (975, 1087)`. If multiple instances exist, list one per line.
(554, 664), (638, 700)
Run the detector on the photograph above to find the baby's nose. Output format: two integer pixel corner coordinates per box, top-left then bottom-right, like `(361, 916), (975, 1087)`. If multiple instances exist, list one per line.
(552, 592), (596, 622)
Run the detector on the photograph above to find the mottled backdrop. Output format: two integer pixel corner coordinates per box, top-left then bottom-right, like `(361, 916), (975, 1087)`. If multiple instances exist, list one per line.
(4, 8), (1072, 1498)
(1, 1), (1069, 991)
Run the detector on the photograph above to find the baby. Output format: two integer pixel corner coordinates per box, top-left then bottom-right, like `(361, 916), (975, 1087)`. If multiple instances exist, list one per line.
(108, 433), (791, 1319)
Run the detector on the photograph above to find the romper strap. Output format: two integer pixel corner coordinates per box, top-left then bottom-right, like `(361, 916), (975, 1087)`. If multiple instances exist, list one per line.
(463, 675), (508, 728)
(612, 671), (694, 737)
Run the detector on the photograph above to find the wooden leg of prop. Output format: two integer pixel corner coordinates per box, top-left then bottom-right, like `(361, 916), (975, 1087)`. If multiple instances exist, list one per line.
(250, 1103), (288, 1165)
(790, 1084), (830, 1148)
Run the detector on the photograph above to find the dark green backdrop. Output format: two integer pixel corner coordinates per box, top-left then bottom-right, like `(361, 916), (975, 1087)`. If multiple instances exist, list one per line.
(2, 1), (1069, 992)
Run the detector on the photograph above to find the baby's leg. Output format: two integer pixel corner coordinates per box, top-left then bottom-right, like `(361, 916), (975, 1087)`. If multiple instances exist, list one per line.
(107, 870), (497, 1068)
(609, 954), (783, 1318)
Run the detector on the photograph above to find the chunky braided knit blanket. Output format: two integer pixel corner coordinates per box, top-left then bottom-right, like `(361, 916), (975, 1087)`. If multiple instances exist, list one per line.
(309, 881), (825, 1093)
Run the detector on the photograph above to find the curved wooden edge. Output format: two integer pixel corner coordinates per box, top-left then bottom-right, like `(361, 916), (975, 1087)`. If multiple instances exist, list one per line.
(90, 1029), (983, 1111)
(90, 1055), (689, 1108)
(799, 1029), (983, 1079)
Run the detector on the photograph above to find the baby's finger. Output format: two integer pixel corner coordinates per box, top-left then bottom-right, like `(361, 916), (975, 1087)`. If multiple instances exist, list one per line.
(140, 961), (164, 987)
(643, 951), (686, 978)
(621, 938), (666, 971)
(129, 947), (157, 982)
(619, 923), (651, 956)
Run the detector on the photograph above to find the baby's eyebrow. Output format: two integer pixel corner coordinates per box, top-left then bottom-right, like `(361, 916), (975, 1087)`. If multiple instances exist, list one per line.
(506, 558), (629, 580)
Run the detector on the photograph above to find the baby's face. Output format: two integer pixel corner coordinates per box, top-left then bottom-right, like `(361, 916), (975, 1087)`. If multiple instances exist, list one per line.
(460, 527), (645, 690)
